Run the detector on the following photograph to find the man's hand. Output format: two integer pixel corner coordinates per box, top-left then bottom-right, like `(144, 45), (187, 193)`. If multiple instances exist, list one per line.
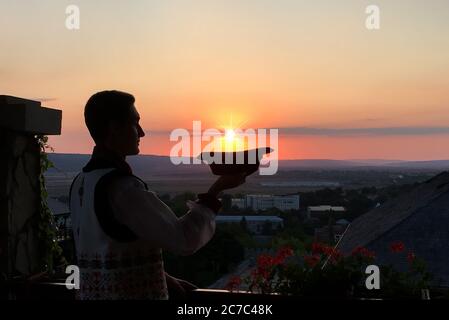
(208, 172), (247, 197)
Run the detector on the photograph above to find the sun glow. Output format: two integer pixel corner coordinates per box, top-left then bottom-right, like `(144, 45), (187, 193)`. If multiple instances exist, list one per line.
(219, 127), (246, 152)
(212, 113), (248, 152)
(225, 129), (236, 142)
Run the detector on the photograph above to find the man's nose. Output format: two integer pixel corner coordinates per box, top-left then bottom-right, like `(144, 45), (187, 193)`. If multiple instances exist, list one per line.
(138, 125), (145, 138)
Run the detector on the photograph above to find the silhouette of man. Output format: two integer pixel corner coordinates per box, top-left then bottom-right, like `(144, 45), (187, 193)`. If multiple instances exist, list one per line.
(69, 90), (246, 300)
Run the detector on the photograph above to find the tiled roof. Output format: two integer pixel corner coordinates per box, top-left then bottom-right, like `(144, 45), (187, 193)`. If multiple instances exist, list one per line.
(338, 171), (449, 253)
(337, 171), (449, 286)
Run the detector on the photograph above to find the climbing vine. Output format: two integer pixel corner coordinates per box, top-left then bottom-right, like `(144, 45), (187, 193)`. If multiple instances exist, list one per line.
(36, 135), (65, 273)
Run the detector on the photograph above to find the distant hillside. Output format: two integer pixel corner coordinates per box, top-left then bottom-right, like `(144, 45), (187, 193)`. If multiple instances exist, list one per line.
(383, 160), (449, 170)
(280, 159), (360, 168)
(46, 153), (449, 177)
(47, 153), (209, 177)
(281, 159), (449, 170)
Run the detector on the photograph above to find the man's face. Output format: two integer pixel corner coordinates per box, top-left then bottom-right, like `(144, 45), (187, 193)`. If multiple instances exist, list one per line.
(108, 105), (145, 156)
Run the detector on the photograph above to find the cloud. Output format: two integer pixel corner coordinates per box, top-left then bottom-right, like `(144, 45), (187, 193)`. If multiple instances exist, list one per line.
(145, 126), (449, 137)
(277, 126), (449, 136)
(31, 97), (58, 102)
(146, 129), (223, 137)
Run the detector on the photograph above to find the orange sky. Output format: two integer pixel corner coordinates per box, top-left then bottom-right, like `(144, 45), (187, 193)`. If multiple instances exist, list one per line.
(1, 0), (449, 160)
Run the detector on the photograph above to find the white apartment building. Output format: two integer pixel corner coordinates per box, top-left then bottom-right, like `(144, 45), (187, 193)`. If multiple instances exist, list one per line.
(231, 194), (300, 211)
(231, 198), (246, 210)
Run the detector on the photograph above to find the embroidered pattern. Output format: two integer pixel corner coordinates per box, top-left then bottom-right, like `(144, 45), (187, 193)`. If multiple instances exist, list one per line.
(76, 249), (168, 300)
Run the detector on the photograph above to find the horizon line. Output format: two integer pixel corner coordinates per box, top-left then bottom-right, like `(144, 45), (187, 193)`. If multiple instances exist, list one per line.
(46, 152), (449, 163)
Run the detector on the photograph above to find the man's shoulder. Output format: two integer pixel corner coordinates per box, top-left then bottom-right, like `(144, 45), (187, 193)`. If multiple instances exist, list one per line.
(107, 173), (147, 194)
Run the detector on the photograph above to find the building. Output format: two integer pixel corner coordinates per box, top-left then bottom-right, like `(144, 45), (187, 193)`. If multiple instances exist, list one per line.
(307, 205), (346, 219)
(232, 194), (300, 211)
(271, 195), (300, 211)
(231, 198), (246, 210)
(216, 215), (284, 235)
(337, 172), (449, 287)
(246, 195), (276, 211)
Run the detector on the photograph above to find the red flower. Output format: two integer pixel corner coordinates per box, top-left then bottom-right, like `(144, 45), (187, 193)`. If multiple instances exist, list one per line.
(257, 254), (275, 269)
(272, 256), (283, 265)
(304, 254), (321, 268)
(273, 246), (294, 265)
(351, 246), (375, 259)
(323, 245), (336, 256)
(329, 249), (343, 262)
(311, 242), (341, 262)
(249, 248), (295, 290)
(251, 267), (270, 280)
(407, 251), (416, 263)
(390, 241), (405, 253)
(225, 276), (241, 291)
(311, 242), (325, 255)
(272, 254), (288, 266)
(277, 246), (294, 259)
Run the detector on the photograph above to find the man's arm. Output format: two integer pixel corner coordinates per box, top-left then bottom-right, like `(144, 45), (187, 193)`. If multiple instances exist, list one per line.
(109, 176), (217, 256)
(109, 172), (247, 255)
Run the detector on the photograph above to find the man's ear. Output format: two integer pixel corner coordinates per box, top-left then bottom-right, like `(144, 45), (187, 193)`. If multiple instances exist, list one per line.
(104, 120), (119, 143)
(108, 120), (121, 134)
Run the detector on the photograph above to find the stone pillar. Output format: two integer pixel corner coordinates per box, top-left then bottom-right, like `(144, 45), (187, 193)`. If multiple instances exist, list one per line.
(0, 96), (62, 279)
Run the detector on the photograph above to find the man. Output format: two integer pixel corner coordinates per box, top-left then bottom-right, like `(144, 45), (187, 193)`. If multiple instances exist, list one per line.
(69, 90), (246, 300)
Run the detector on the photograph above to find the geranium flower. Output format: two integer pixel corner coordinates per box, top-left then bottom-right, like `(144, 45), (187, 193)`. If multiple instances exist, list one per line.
(311, 242), (325, 255)
(390, 241), (405, 253)
(277, 246), (294, 259)
(273, 246), (294, 265)
(329, 249), (343, 262)
(257, 254), (275, 269)
(304, 254), (321, 268)
(351, 246), (375, 259)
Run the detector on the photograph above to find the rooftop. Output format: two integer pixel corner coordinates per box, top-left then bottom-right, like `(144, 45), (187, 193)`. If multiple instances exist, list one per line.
(216, 215), (283, 222)
(338, 171), (449, 286)
(308, 205), (346, 212)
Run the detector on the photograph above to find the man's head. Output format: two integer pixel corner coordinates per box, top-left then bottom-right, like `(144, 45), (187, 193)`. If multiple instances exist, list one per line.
(85, 90), (145, 156)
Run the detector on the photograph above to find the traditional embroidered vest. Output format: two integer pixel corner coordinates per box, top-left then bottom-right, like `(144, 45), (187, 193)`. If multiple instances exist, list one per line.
(70, 168), (168, 300)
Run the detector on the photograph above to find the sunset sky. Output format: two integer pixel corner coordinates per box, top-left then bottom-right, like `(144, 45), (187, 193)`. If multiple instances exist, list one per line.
(1, 0), (449, 160)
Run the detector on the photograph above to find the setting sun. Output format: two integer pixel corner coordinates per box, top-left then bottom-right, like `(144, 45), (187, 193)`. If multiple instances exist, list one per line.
(225, 129), (236, 142)
(219, 128), (245, 152)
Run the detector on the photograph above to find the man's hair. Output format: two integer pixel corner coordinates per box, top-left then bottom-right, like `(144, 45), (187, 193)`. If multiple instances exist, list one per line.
(84, 90), (135, 143)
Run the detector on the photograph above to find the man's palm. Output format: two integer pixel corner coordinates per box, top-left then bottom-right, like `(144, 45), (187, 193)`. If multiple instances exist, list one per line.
(209, 173), (246, 196)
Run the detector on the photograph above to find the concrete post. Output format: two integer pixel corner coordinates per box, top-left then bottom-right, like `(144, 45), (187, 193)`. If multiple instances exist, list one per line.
(0, 95), (62, 279)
